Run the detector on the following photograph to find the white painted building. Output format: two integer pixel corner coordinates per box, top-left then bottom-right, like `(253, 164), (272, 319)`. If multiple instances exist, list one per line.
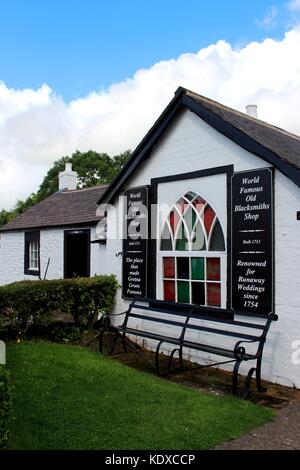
(1, 87), (300, 389)
(0, 165), (107, 283)
(97, 87), (300, 389)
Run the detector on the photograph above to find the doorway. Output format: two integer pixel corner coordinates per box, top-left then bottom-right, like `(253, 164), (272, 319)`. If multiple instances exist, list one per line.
(64, 229), (90, 278)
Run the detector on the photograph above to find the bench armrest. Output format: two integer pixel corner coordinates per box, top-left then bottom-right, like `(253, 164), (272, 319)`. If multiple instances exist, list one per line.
(99, 310), (128, 328)
(234, 337), (262, 360)
(102, 311), (128, 317)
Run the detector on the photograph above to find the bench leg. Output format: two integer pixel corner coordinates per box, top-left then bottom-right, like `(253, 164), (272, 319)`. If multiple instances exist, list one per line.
(99, 327), (121, 356)
(108, 333), (120, 356)
(242, 367), (256, 399)
(232, 359), (242, 395)
(122, 332), (128, 353)
(179, 346), (184, 371)
(99, 328), (105, 354)
(155, 341), (164, 376)
(167, 348), (180, 372)
(256, 356), (267, 393)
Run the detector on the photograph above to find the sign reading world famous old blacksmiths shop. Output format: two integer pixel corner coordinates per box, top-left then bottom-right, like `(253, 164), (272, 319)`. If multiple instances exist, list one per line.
(231, 168), (273, 315)
(122, 186), (149, 299)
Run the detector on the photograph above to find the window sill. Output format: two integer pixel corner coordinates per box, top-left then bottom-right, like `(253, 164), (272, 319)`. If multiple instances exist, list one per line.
(24, 269), (40, 277)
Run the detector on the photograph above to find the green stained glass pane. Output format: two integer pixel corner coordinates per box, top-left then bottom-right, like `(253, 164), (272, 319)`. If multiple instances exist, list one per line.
(191, 258), (204, 280)
(177, 281), (190, 303)
(176, 222), (188, 251)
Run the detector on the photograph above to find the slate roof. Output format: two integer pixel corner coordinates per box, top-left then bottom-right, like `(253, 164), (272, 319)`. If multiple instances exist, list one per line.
(186, 89), (300, 169)
(99, 86), (300, 204)
(1, 185), (108, 232)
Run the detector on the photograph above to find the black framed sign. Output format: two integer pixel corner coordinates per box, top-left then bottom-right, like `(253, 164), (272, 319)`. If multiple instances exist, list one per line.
(231, 168), (274, 315)
(122, 186), (150, 299)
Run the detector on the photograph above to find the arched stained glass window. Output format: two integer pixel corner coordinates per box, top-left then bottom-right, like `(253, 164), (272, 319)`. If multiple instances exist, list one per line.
(159, 192), (226, 308)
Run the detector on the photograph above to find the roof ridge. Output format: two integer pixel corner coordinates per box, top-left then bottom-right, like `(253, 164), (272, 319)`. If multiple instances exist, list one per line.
(184, 89), (300, 142)
(0, 183), (108, 232)
(61, 184), (109, 194)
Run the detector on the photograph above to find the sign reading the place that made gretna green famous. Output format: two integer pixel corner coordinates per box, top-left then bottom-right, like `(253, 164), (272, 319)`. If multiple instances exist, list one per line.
(122, 186), (149, 299)
(231, 168), (273, 315)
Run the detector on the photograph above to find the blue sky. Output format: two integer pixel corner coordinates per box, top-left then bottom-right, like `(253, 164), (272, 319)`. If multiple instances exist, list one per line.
(0, 0), (291, 101)
(1, 0), (300, 209)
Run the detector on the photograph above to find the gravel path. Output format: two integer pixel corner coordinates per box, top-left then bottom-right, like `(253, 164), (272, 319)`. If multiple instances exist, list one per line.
(216, 400), (300, 450)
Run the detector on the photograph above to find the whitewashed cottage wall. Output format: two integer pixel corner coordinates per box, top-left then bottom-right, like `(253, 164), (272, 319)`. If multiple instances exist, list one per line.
(100, 109), (300, 388)
(0, 225), (100, 284)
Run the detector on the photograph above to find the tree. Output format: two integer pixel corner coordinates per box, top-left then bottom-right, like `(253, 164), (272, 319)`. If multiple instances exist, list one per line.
(110, 150), (131, 180)
(0, 149), (131, 226)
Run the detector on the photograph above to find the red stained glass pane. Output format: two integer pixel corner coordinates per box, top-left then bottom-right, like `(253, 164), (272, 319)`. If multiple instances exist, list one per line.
(176, 198), (185, 214)
(169, 211), (175, 234)
(207, 283), (221, 307)
(207, 258), (221, 281)
(164, 281), (175, 301)
(203, 205), (215, 235)
(169, 210), (180, 235)
(193, 196), (206, 213)
(163, 257), (175, 278)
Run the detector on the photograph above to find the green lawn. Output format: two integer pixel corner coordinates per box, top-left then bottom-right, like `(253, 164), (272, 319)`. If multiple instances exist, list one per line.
(7, 340), (274, 450)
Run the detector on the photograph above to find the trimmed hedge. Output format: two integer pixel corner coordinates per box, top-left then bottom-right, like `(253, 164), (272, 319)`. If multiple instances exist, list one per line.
(0, 275), (119, 331)
(0, 365), (11, 449)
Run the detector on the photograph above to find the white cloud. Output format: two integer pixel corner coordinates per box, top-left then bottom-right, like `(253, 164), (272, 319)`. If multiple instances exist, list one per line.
(288, 0), (300, 11)
(256, 5), (280, 30)
(1, 26), (300, 209)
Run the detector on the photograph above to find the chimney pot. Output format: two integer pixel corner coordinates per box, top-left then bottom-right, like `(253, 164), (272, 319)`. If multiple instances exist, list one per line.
(58, 162), (78, 191)
(246, 104), (258, 119)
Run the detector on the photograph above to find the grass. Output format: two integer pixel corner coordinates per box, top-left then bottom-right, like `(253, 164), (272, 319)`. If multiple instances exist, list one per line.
(6, 340), (274, 450)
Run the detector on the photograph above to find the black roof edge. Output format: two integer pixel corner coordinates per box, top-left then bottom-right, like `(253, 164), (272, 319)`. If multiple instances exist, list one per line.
(98, 87), (300, 205)
(0, 220), (99, 233)
(183, 94), (300, 188)
(97, 87), (186, 205)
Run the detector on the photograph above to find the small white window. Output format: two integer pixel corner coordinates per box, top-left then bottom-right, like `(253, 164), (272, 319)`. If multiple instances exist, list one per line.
(29, 241), (39, 271)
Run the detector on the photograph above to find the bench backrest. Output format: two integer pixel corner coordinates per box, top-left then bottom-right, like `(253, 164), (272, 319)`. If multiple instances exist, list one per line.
(123, 298), (278, 353)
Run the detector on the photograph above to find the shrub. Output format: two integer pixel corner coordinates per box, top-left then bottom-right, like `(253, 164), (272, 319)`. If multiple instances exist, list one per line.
(0, 365), (11, 449)
(0, 275), (119, 333)
(46, 324), (83, 343)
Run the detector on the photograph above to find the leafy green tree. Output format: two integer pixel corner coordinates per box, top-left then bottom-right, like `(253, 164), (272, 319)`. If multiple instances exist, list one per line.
(0, 149), (131, 227)
(110, 150), (131, 180)
(0, 210), (12, 227)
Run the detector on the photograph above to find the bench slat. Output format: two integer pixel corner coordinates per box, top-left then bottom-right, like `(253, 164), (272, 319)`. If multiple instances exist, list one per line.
(129, 312), (185, 328)
(129, 312), (260, 341)
(140, 298), (276, 320)
(115, 326), (256, 360)
(132, 304), (265, 330)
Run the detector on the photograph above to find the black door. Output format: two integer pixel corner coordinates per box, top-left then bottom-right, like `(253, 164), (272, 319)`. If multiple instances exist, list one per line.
(64, 229), (90, 278)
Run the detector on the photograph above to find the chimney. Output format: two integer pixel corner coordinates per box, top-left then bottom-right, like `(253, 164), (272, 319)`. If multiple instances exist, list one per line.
(58, 162), (78, 191)
(246, 104), (258, 119)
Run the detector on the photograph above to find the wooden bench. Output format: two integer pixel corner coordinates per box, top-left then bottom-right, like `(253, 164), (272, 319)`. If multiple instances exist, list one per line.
(99, 298), (278, 397)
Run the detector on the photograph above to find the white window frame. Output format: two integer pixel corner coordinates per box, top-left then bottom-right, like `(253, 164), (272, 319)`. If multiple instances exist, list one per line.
(158, 252), (227, 308)
(157, 189), (227, 308)
(29, 240), (39, 271)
